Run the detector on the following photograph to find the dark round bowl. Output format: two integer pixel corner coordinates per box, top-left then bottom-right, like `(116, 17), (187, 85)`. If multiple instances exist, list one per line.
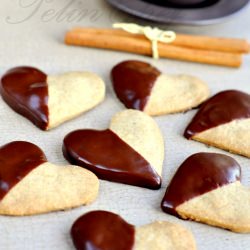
(162, 0), (209, 6)
(143, 0), (220, 8)
(106, 0), (250, 25)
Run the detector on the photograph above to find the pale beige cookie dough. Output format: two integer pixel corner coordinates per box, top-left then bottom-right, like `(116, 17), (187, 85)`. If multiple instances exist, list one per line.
(47, 71), (105, 129)
(0, 162), (99, 216)
(192, 118), (250, 158)
(176, 181), (250, 233)
(144, 74), (209, 116)
(110, 109), (164, 176)
(135, 221), (196, 250)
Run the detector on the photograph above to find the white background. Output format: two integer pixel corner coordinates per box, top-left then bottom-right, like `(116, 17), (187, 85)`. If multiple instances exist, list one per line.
(0, 0), (250, 249)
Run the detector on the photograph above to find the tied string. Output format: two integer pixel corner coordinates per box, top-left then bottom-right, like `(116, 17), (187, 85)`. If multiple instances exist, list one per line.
(113, 23), (176, 59)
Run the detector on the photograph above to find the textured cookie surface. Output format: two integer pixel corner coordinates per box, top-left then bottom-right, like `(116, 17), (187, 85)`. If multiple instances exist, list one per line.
(63, 109), (164, 189)
(192, 119), (250, 158)
(177, 181), (250, 233)
(110, 109), (164, 176)
(71, 210), (196, 250)
(161, 152), (250, 233)
(144, 74), (209, 116)
(184, 90), (250, 157)
(0, 66), (105, 130)
(134, 221), (196, 250)
(111, 60), (209, 116)
(0, 141), (99, 216)
(47, 71), (105, 129)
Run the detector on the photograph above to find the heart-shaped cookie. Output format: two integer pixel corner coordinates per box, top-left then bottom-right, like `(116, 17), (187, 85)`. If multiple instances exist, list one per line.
(184, 90), (250, 158)
(0, 141), (99, 216)
(63, 109), (164, 189)
(161, 152), (250, 233)
(0, 66), (105, 130)
(71, 210), (196, 250)
(111, 60), (209, 116)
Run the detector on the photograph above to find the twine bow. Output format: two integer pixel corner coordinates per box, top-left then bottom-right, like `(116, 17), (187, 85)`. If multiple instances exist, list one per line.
(113, 23), (176, 59)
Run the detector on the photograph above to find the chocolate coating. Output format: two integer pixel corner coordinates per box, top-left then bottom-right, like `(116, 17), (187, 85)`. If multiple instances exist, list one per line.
(161, 153), (241, 216)
(184, 90), (250, 139)
(71, 210), (135, 250)
(111, 60), (161, 111)
(0, 141), (47, 200)
(0, 66), (49, 130)
(63, 129), (161, 189)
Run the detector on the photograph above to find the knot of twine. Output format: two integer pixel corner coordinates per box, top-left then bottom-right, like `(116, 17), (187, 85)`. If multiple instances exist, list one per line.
(113, 23), (176, 59)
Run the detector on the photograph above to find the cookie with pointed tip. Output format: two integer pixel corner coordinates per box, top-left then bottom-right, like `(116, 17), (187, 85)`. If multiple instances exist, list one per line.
(111, 60), (209, 116)
(71, 210), (196, 250)
(184, 90), (250, 158)
(0, 66), (105, 130)
(161, 152), (250, 233)
(0, 141), (99, 216)
(63, 109), (164, 189)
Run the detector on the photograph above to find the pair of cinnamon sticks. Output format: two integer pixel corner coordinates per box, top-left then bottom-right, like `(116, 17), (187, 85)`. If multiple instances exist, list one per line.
(65, 27), (250, 67)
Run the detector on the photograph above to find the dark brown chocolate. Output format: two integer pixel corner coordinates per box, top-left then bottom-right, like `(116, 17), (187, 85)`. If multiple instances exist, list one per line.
(184, 90), (250, 139)
(0, 66), (49, 130)
(63, 129), (161, 189)
(71, 210), (135, 250)
(111, 60), (161, 111)
(0, 141), (47, 200)
(161, 152), (241, 216)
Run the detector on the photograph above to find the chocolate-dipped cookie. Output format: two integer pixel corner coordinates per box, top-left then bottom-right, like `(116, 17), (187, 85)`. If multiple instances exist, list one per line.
(0, 141), (99, 216)
(184, 90), (250, 158)
(63, 109), (164, 190)
(0, 66), (105, 130)
(161, 152), (250, 233)
(111, 60), (209, 116)
(71, 210), (196, 250)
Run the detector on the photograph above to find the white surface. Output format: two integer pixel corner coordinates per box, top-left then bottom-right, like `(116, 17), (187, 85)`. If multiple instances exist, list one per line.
(0, 0), (250, 249)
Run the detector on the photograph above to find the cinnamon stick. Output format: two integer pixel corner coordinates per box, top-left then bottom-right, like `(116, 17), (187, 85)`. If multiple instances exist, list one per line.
(69, 27), (250, 54)
(65, 29), (242, 68)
